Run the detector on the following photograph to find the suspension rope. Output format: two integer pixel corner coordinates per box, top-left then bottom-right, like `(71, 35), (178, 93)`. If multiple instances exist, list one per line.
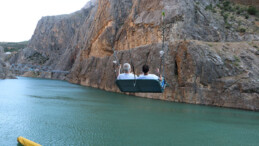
(158, 11), (167, 89)
(128, 43), (137, 87)
(162, 11), (165, 79)
(112, 47), (119, 80)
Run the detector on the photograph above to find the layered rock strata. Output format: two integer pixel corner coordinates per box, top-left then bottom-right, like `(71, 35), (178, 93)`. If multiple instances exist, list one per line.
(68, 40), (259, 110)
(10, 0), (259, 110)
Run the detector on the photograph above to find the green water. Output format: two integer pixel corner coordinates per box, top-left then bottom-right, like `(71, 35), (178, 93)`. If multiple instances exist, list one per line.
(0, 77), (259, 146)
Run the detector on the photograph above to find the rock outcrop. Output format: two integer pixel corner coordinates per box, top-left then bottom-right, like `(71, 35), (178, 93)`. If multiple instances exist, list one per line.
(10, 0), (259, 110)
(0, 46), (16, 79)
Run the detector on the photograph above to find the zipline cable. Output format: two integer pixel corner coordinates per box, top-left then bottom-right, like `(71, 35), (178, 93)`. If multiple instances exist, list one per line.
(159, 11), (167, 88)
(128, 41), (137, 87)
(162, 11), (166, 79)
(112, 47), (119, 80)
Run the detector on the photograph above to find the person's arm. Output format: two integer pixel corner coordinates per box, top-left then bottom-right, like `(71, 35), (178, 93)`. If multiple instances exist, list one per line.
(156, 68), (162, 81)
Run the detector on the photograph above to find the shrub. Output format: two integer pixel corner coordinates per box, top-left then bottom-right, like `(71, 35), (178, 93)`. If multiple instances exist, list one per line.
(244, 14), (249, 19)
(234, 55), (240, 62)
(236, 7), (247, 15)
(208, 44), (213, 47)
(221, 10), (224, 16)
(236, 10), (242, 15)
(239, 28), (246, 33)
(233, 55), (241, 66)
(223, 13), (229, 22)
(225, 23), (232, 29)
(240, 7), (247, 11)
(247, 6), (257, 15)
(205, 4), (213, 11)
(235, 5), (240, 11)
(223, 1), (230, 7)
(229, 6), (235, 12)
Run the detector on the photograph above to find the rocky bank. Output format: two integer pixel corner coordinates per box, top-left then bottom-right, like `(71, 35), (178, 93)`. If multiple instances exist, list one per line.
(10, 0), (259, 110)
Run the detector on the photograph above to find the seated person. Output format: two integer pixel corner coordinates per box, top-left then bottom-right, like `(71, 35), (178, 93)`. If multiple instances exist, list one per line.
(137, 65), (162, 80)
(117, 63), (136, 80)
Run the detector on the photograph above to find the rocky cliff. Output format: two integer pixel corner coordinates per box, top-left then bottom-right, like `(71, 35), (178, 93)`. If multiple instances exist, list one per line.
(10, 0), (259, 110)
(0, 46), (16, 79)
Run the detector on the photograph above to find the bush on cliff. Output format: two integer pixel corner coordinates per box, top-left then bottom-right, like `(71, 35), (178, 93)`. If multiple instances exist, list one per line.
(247, 6), (257, 15)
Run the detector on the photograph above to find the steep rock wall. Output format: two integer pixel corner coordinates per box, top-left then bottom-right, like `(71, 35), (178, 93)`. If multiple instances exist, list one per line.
(10, 8), (92, 69)
(0, 47), (16, 79)
(68, 40), (259, 110)
(13, 0), (259, 69)
(10, 0), (259, 110)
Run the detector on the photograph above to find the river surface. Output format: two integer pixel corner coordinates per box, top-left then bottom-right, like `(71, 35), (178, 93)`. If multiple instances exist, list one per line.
(0, 77), (259, 146)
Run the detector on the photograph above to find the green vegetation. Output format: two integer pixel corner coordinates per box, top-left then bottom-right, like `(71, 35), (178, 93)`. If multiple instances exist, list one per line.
(223, 1), (231, 10)
(233, 55), (241, 67)
(247, 6), (257, 15)
(205, 4), (213, 11)
(223, 13), (229, 22)
(27, 52), (49, 65)
(216, 0), (259, 17)
(205, 3), (217, 13)
(211, 0), (259, 32)
(225, 23), (232, 29)
(235, 5), (240, 11)
(244, 14), (249, 19)
(220, 11), (232, 29)
(208, 44), (214, 47)
(0, 41), (28, 52)
(234, 55), (240, 62)
(238, 28), (246, 33)
(204, 0), (258, 18)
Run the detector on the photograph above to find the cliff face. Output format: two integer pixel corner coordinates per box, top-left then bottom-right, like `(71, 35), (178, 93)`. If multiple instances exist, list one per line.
(10, 8), (92, 70)
(68, 40), (259, 110)
(10, 0), (259, 110)
(0, 47), (16, 79)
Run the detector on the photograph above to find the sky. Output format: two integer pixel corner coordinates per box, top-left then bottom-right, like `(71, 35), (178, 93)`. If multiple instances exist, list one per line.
(0, 0), (89, 42)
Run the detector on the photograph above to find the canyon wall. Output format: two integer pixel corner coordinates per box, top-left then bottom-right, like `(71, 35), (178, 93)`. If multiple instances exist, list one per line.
(10, 0), (259, 110)
(0, 46), (16, 79)
(69, 40), (259, 110)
